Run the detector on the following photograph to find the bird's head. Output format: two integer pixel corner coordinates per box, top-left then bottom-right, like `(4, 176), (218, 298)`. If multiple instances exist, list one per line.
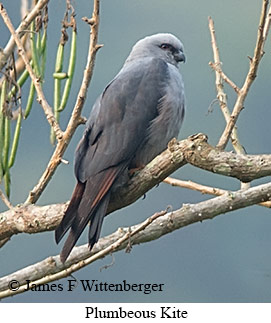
(127, 33), (185, 67)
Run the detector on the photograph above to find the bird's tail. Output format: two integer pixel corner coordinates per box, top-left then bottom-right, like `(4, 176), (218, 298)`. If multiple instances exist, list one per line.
(59, 193), (110, 263)
(55, 182), (85, 244)
(56, 165), (125, 263)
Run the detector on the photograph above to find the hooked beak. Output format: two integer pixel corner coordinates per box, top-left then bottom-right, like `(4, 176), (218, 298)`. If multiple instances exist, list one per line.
(174, 50), (186, 63)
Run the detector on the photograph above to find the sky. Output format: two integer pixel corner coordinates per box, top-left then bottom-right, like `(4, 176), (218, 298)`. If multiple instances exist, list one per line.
(0, 0), (271, 302)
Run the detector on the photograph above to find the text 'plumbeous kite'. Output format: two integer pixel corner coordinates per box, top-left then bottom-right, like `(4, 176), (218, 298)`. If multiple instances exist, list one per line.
(55, 33), (186, 263)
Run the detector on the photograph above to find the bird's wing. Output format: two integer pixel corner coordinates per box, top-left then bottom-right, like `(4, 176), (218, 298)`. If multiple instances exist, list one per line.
(55, 58), (169, 262)
(75, 58), (169, 182)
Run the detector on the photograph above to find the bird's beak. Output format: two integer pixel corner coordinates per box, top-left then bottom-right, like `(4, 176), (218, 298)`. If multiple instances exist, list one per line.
(174, 50), (186, 63)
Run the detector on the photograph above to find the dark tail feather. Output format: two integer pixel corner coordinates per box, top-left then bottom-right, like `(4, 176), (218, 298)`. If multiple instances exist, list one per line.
(59, 165), (127, 263)
(88, 193), (110, 249)
(59, 169), (118, 263)
(60, 193), (110, 263)
(55, 182), (85, 244)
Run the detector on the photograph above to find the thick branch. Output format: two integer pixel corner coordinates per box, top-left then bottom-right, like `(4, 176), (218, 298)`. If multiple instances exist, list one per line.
(1, 134), (271, 243)
(183, 134), (271, 183)
(1, 180), (271, 299)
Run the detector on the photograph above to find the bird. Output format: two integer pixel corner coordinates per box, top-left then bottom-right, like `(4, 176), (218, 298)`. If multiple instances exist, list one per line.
(55, 33), (186, 263)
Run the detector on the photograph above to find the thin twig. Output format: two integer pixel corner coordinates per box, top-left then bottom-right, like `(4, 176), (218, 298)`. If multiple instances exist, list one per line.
(208, 17), (245, 156)
(263, 4), (271, 39)
(216, 0), (270, 150)
(0, 188), (13, 209)
(209, 62), (240, 94)
(0, 23), (32, 91)
(0, 0), (49, 70)
(163, 177), (271, 208)
(0, 3), (63, 140)
(208, 16), (249, 190)
(164, 176), (227, 196)
(66, 1), (103, 134)
(25, 0), (102, 204)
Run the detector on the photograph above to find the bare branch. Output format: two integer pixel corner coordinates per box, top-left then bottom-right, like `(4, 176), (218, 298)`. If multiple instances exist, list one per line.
(0, 2), (63, 140)
(263, 4), (271, 39)
(25, 0), (101, 204)
(0, 207), (167, 300)
(209, 62), (240, 93)
(164, 176), (229, 196)
(1, 180), (271, 299)
(180, 134), (271, 183)
(164, 177), (271, 208)
(216, 0), (271, 150)
(208, 16), (251, 191)
(2, 134), (271, 242)
(0, 188), (13, 209)
(208, 16), (245, 157)
(0, 202), (65, 242)
(0, 0), (49, 70)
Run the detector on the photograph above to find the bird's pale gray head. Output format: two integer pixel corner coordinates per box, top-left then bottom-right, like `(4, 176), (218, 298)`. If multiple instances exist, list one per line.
(126, 33), (185, 67)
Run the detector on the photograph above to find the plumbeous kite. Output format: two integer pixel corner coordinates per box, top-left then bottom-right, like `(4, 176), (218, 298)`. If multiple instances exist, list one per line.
(55, 33), (186, 263)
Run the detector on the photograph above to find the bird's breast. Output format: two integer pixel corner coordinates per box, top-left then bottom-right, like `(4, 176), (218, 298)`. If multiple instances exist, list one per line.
(132, 64), (185, 168)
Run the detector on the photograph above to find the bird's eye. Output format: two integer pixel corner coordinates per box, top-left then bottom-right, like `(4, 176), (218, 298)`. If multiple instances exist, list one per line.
(160, 43), (171, 50)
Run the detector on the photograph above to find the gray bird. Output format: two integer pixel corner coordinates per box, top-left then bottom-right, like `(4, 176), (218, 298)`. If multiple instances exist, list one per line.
(55, 33), (186, 263)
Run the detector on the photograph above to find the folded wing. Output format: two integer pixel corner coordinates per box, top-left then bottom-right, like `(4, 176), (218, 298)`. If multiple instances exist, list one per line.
(55, 58), (169, 262)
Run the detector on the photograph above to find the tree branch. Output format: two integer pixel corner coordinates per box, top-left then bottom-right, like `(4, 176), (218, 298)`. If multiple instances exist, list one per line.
(25, 0), (102, 204)
(216, 0), (271, 150)
(208, 17), (240, 93)
(0, 188), (13, 209)
(0, 0), (49, 70)
(208, 16), (246, 174)
(0, 1), (63, 140)
(164, 177), (271, 208)
(0, 208), (168, 299)
(1, 179), (271, 299)
(1, 134), (271, 243)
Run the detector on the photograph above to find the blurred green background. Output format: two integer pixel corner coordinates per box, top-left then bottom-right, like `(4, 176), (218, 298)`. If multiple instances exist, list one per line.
(0, 0), (271, 302)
